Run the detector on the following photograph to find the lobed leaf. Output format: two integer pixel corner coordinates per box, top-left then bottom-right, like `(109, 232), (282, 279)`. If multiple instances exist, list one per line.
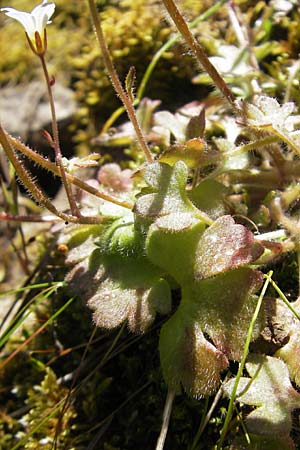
(223, 354), (300, 436)
(188, 179), (228, 220)
(146, 214), (205, 285)
(158, 138), (207, 169)
(159, 313), (228, 396)
(58, 224), (104, 265)
(134, 161), (200, 221)
(245, 96), (295, 131)
(190, 268), (264, 360)
(159, 268), (263, 396)
(67, 250), (171, 333)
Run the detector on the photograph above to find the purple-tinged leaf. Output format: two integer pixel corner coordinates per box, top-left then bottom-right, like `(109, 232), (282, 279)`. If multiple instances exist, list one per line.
(194, 216), (263, 279)
(159, 268), (263, 396)
(159, 313), (228, 397)
(66, 251), (171, 334)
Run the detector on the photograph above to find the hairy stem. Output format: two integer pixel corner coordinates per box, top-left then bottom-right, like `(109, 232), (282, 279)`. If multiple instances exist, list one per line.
(4, 130), (133, 210)
(101, 0), (227, 134)
(137, 0), (227, 101)
(225, 135), (279, 156)
(87, 0), (153, 162)
(0, 212), (62, 222)
(162, 0), (236, 109)
(39, 53), (81, 217)
(0, 125), (74, 223)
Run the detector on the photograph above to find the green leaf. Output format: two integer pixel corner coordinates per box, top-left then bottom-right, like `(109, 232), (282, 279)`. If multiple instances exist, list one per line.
(189, 269), (263, 360)
(158, 139), (207, 169)
(96, 212), (143, 257)
(66, 250), (171, 333)
(245, 96), (295, 130)
(59, 224), (104, 265)
(188, 179), (228, 220)
(146, 214), (205, 284)
(159, 268), (263, 396)
(275, 298), (300, 386)
(125, 66), (136, 103)
(223, 354), (300, 436)
(185, 107), (205, 140)
(159, 313), (228, 396)
(134, 161), (209, 224)
(153, 110), (187, 143)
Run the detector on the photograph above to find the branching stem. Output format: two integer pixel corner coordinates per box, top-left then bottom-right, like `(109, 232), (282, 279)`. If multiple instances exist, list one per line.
(0, 127), (133, 224)
(0, 212), (60, 223)
(101, 0), (227, 134)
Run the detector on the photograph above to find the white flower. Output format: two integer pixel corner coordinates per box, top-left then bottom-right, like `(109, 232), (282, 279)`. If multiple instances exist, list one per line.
(246, 96), (295, 130)
(1, 1), (55, 53)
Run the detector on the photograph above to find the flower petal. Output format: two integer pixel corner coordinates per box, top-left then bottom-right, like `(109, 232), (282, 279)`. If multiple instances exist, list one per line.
(31, 1), (55, 34)
(0, 8), (36, 37)
(1, 2), (55, 38)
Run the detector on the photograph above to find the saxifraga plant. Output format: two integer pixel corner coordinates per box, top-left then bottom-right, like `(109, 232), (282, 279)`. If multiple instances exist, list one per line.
(1, 1), (300, 449)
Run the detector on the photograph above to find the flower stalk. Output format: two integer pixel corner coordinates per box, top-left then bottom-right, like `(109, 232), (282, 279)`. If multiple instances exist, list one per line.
(0, 125), (133, 224)
(1, 1), (80, 217)
(3, 129), (134, 211)
(162, 0), (237, 109)
(87, 0), (154, 163)
(0, 125), (73, 223)
(38, 51), (81, 217)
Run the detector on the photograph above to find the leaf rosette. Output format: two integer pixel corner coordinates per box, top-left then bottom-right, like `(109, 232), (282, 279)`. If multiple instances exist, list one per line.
(135, 162), (264, 396)
(65, 160), (264, 396)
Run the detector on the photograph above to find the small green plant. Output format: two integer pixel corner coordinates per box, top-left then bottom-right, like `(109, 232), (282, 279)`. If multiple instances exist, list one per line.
(1, 1), (300, 449)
